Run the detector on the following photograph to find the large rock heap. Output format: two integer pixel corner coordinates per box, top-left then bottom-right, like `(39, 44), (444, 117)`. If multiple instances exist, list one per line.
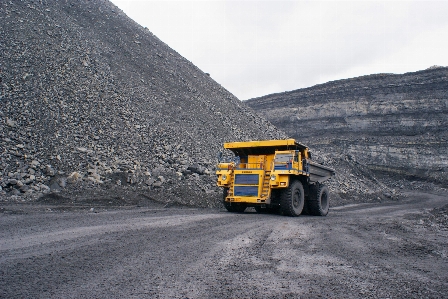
(0, 0), (284, 206)
(246, 67), (448, 191)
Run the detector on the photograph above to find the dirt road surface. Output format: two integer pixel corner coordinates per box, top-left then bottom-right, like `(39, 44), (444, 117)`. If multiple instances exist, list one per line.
(1, 191), (447, 298)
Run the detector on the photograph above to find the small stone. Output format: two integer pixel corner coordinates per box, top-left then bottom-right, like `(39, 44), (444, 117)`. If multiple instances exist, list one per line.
(11, 189), (21, 195)
(89, 173), (101, 181)
(58, 178), (67, 188)
(6, 118), (16, 127)
(67, 172), (82, 184)
(45, 165), (56, 176)
(50, 182), (62, 191)
(153, 181), (163, 188)
(40, 184), (51, 193)
(383, 192), (392, 199)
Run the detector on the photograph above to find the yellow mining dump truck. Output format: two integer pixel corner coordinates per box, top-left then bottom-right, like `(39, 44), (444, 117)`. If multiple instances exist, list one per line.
(216, 139), (335, 216)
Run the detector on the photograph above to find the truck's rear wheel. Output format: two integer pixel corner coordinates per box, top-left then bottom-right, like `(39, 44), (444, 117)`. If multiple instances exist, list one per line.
(223, 188), (246, 213)
(308, 184), (329, 216)
(280, 180), (304, 216)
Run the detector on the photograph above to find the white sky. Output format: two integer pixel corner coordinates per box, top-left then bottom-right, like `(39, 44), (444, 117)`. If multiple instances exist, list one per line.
(109, 0), (448, 100)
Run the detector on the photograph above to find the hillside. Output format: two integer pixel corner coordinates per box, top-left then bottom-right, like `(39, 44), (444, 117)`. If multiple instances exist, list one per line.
(0, 0), (285, 206)
(246, 67), (448, 189)
(1, 0), (406, 207)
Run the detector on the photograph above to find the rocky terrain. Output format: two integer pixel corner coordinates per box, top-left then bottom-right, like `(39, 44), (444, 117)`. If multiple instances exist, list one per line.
(0, 0), (399, 207)
(1, 1), (447, 297)
(1, 0), (430, 208)
(0, 0), (285, 206)
(246, 67), (448, 193)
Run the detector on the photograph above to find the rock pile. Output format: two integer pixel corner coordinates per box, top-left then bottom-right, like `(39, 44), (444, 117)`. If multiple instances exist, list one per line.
(0, 0), (284, 206)
(246, 68), (448, 190)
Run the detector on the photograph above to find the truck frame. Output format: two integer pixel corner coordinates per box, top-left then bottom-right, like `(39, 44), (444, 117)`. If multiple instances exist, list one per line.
(216, 139), (335, 216)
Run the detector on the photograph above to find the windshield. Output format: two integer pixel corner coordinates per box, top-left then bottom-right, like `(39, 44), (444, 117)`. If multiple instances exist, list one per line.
(275, 153), (293, 163)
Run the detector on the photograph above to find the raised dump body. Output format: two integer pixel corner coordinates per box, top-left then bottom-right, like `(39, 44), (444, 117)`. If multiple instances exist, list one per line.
(216, 139), (335, 216)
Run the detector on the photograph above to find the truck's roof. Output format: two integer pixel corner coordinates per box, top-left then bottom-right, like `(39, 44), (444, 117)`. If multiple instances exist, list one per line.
(224, 139), (308, 155)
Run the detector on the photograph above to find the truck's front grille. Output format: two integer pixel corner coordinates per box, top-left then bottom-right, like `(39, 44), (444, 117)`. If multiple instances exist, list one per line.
(234, 186), (258, 197)
(234, 174), (259, 197)
(235, 174), (259, 185)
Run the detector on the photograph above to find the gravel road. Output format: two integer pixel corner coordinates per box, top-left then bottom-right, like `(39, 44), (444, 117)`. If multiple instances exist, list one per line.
(1, 192), (447, 298)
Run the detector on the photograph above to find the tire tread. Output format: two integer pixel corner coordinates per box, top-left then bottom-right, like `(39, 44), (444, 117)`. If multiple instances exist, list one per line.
(307, 184), (329, 216)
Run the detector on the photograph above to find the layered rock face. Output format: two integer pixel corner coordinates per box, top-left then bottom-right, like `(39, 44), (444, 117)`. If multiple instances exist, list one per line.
(246, 67), (448, 187)
(0, 0), (284, 205)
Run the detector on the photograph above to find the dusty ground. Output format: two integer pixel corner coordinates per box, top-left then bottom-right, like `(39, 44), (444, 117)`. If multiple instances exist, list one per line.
(1, 191), (447, 298)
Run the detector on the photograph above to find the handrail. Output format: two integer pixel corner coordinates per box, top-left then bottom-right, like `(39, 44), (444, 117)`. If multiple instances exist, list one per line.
(235, 163), (264, 170)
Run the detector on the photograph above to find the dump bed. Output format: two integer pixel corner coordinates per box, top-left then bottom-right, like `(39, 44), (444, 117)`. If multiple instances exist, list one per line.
(308, 161), (335, 183)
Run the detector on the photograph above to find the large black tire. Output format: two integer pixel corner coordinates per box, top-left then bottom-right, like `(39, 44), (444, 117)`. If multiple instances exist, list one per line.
(224, 201), (246, 213)
(223, 188), (246, 213)
(307, 184), (330, 216)
(280, 180), (305, 216)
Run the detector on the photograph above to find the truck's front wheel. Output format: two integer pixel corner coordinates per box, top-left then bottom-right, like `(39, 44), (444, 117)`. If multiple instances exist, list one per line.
(280, 180), (304, 216)
(223, 188), (246, 213)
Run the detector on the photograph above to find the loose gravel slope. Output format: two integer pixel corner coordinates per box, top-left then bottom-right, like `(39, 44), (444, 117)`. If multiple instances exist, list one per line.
(0, 0), (284, 206)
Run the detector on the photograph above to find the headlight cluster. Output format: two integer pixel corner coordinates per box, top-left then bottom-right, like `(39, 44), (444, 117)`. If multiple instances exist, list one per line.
(222, 174), (227, 181)
(270, 174), (276, 181)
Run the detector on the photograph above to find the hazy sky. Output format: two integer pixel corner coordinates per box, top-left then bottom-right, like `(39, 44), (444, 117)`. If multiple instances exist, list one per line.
(109, 0), (448, 100)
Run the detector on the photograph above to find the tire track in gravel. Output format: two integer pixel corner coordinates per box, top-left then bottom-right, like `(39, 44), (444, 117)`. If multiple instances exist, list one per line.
(0, 192), (447, 298)
(0, 213), (229, 253)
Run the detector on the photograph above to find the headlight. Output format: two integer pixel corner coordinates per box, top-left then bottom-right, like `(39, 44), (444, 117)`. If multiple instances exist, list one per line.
(270, 174), (276, 181)
(222, 174), (227, 181)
